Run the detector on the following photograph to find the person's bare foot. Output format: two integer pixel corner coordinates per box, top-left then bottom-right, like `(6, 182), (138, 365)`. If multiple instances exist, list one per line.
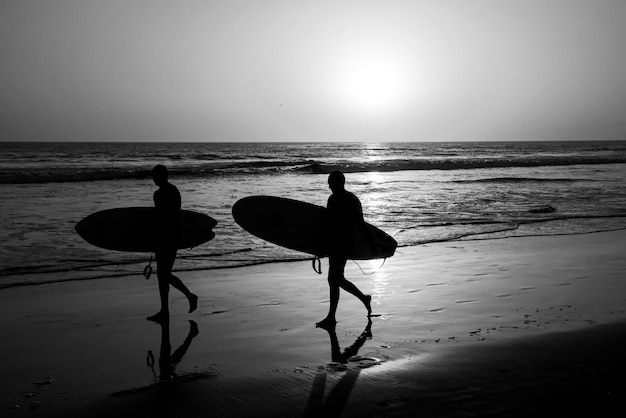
(315, 317), (337, 329)
(147, 311), (169, 323)
(188, 293), (198, 313)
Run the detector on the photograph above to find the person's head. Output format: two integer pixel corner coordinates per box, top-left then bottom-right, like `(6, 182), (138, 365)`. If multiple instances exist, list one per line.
(328, 170), (345, 193)
(152, 164), (169, 187)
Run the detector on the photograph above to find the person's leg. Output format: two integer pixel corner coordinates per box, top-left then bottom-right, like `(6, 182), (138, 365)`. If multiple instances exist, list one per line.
(316, 257), (345, 327)
(167, 274), (198, 313)
(160, 250), (198, 313)
(338, 277), (372, 316)
(147, 250), (174, 322)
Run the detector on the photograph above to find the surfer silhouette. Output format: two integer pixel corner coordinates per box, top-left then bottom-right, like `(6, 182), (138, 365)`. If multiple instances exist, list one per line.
(316, 171), (375, 328)
(147, 164), (198, 323)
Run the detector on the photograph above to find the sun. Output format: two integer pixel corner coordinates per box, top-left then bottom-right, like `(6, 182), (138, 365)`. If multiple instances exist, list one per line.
(341, 56), (405, 111)
(326, 46), (412, 116)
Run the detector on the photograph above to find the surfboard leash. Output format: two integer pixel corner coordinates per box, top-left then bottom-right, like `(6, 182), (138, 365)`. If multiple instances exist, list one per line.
(351, 257), (388, 276)
(312, 256), (322, 275)
(143, 254), (154, 280)
(311, 256), (387, 276)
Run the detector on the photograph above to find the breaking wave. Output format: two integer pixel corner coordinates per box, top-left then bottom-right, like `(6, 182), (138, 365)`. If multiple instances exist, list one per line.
(2, 155), (625, 184)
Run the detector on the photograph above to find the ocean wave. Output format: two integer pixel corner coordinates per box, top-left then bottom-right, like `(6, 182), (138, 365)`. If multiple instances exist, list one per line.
(451, 177), (594, 183)
(0, 160), (318, 184)
(293, 156), (626, 174)
(2, 155), (625, 184)
(0, 168), (152, 184)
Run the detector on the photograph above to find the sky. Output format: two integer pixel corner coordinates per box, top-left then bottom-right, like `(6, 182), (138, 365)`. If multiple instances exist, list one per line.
(1, 0), (625, 142)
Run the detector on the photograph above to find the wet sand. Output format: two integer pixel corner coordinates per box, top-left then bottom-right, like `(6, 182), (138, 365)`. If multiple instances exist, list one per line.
(1, 230), (625, 416)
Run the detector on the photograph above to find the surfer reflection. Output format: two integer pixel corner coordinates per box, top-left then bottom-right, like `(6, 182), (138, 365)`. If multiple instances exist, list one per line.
(317, 171), (376, 328)
(305, 319), (373, 417)
(320, 318), (373, 364)
(147, 319), (199, 381)
(148, 164), (198, 323)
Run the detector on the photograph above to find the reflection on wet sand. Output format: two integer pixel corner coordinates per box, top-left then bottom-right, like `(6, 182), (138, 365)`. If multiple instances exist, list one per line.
(110, 319), (212, 401)
(146, 320), (200, 382)
(305, 319), (374, 417)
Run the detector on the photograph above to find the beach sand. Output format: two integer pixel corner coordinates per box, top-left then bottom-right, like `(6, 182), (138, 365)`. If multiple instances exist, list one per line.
(1, 230), (625, 417)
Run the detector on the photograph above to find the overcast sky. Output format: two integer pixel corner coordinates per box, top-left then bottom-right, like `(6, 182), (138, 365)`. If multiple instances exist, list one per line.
(1, 0), (625, 142)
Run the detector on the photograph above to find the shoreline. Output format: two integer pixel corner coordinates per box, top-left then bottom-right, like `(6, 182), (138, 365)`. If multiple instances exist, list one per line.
(1, 229), (625, 416)
(3, 225), (626, 291)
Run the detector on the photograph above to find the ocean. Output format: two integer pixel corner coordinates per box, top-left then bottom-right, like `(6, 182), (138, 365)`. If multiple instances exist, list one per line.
(1, 141), (625, 289)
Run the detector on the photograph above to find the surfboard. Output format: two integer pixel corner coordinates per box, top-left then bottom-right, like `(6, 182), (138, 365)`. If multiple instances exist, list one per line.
(232, 196), (397, 260)
(75, 207), (217, 252)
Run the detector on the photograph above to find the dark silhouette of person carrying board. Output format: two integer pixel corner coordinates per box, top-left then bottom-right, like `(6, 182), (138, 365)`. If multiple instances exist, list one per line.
(316, 171), (375, 328)
(148, 164), (198, 323)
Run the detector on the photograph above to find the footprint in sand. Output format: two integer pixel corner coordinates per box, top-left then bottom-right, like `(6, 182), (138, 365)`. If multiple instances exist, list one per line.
(377, 397), (409, 407)
(204, 310), (229, 316)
